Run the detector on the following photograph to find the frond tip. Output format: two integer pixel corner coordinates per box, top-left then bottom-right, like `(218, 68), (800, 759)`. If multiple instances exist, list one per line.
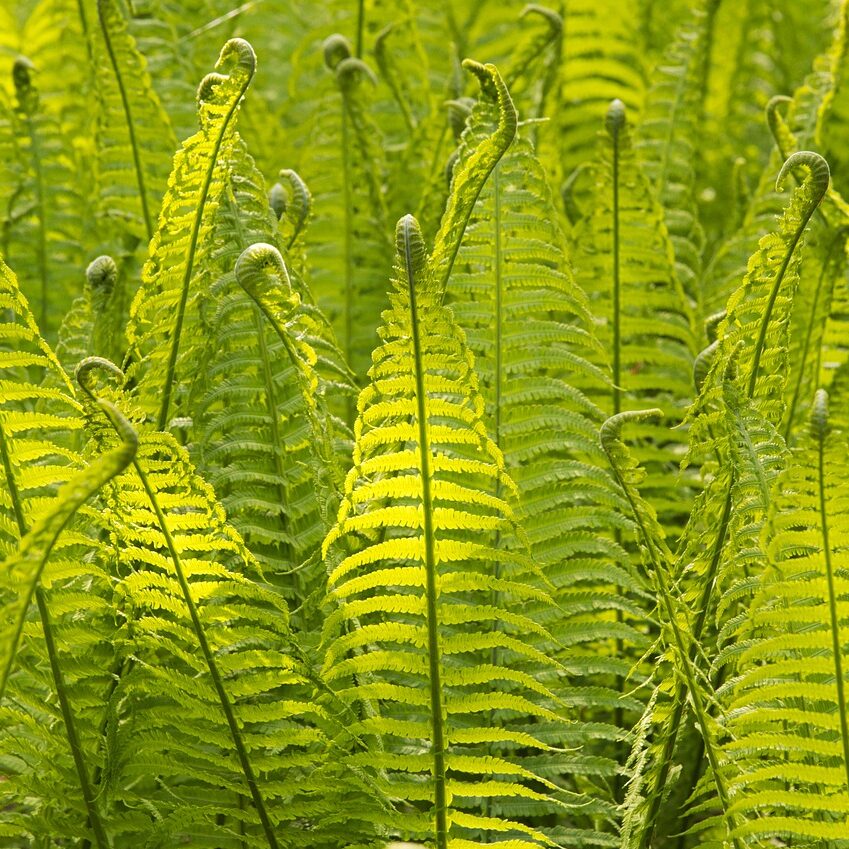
(776, 150), (830, 206)
(234, 242), (299, 317)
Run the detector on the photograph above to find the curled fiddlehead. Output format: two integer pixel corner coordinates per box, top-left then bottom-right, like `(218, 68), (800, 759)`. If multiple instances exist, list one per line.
(776, 149), (830, 214)
(765, 94), (794, 159)
(234, 242), (300, 321)
(322, 33), (351, 70)
(519, 3), (563, 31)
(85, 255), (117, 295)
(272, 168), (312, 249)
(197, 36), (256, 105)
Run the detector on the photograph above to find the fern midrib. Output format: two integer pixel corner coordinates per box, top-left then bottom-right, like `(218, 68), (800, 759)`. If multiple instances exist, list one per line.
(98, 0), (154, 241)
(127, 453), (281, 849)
(157, 92), (246, 431)
(405, 223), (448, 849)
(784, 230), (844, 441)
(816, 427), (849, 789)
(23, 111), (49, 335)
(342, 102), (355, 426)
(252, 304), (293, 558)
(747, 220), (809, 397)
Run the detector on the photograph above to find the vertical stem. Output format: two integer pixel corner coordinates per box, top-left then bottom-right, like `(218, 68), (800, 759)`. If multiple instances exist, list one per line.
(97, 0), (154, 241)
(403, 220), (448, 849)
(816, 419), (849, 789)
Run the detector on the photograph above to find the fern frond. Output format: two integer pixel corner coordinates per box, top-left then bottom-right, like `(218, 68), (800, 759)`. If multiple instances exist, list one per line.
(77, 362), (377, 848)
(572, 99), (697, 531)
(0, 53), (88, 337)
(299, 36), (391, 389)
(321, 214), (568, 849)
(445, 77), (645, 835)
(637, 0), (718, 315)
(94, 0), (177, 246)
(719, 388), (849, 844)
(125, 37), (256, 429)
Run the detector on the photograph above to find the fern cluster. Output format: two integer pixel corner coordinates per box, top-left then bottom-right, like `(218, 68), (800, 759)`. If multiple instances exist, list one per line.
(1, 1), (849, 847)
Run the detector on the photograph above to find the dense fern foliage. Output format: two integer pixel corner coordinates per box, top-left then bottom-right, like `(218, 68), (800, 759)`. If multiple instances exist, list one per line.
(3, 1), (849, 847)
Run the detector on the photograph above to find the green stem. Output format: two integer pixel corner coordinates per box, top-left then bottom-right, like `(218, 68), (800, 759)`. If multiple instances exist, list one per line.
(157, 71), (249, 430)
(355, 0), (365, 57)
(816, 416), (849, 789)
(783, 230), (845, 442)
(127, 454), (281, 849)
(748, 213), (817, 397)
(404, 218), (448, 849)
(341, 102), (355, 425)
(98, 0), (154, 241)
(24, 112), (48, 335)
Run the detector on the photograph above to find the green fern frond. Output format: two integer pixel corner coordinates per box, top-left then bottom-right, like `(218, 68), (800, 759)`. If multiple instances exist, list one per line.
(299, 35), (391, 389)
(556, 0), (646, 183)
(445, 77), (645, 834)
(76, 364), (377, 848)
(572, 99), (697, 530)
(94, 0), (177, 246)
(192, 139), (354, 630)
(0, 53), (88, 337)
(637, 0), (718, 315)
(719, 388), (849, 844)
(321, 214), (568, 849)
(125, 37), (256, 429)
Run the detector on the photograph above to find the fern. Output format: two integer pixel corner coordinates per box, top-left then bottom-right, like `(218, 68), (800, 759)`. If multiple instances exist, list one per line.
(445, 69), (645, 836)
(94, 0), (176, 246)
(126, 37), (256, 429)
(720, 388), (849, 844)
(321, 214), (568, 849)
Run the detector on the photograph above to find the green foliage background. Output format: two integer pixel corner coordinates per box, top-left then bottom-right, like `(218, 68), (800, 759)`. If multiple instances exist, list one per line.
(1, 1), (849, 847)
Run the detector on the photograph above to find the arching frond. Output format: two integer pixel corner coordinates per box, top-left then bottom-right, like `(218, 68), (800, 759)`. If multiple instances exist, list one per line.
(125, 37), (256, 429)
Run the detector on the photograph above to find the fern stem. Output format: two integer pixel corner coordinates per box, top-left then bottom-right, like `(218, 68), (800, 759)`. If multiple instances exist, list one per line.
(341, 103), (355, 426)
(97, 0), (154, 241)
(403, 215), (448, 849)
(0, 418), (26, 538)
(157, 48), (253, 430)
(23, 111), (49, 335)
(783, 228), (845, 442)
(127, 455), (281, 848)
(355, 0), (365, 57)
(749, 152), (829, 397)
(814, 393), (849, 790)
(35, 586), (110, 849)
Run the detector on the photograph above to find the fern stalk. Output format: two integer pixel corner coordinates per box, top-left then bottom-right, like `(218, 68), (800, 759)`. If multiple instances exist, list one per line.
(97, 0), (154, 241)
(35, 585), (110, 849)
(85, 375), (281, 848)
(813, 389), (849, 788)
(157, 41), (255, 430)
(403, 214), (449, 849)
